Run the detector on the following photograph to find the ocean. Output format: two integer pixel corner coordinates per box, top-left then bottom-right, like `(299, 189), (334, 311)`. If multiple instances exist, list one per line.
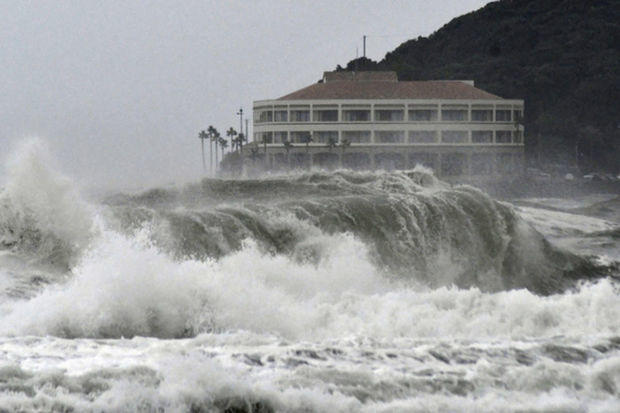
(0, 141), (618, 412)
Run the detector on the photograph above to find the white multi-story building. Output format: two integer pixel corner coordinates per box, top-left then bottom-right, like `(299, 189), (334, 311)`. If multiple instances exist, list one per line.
(251, 71), (524, 178)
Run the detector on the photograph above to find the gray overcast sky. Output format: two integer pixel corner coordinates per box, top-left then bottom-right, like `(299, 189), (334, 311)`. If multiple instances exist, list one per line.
(1, 0), (492, 190)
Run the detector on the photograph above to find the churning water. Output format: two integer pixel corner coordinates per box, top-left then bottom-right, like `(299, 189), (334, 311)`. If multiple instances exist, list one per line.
(0, 140), (618, 412)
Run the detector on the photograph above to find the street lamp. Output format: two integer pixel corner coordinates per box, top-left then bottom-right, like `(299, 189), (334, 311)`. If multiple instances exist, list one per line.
(236, 108), (243, 140)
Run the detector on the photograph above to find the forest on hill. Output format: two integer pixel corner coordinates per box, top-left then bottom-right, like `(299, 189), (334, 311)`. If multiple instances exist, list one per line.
(338, 0), (619, 173)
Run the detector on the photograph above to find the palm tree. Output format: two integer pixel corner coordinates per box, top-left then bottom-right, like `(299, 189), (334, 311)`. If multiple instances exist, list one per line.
(283, 140), (293, 169)
(237, 133), (246, 153)
(198, 130), (207, 173)
(212, 130), (221, 173)
(226, 127), (237, 153)
(303, 133), (313, 153)
(219, 137), (228, 155)
(326, 136), (338, 151)
(340, 137), (351, 152)
(207, 125), (216, 175)
(261, 134), (269, 154)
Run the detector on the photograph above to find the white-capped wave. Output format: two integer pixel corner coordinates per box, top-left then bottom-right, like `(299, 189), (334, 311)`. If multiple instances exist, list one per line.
(0, 138), (95, 266)
(1, 222), (617, 340)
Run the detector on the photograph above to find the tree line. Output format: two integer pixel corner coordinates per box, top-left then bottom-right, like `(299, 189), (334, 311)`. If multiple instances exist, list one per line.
(197, 126), (247, 174)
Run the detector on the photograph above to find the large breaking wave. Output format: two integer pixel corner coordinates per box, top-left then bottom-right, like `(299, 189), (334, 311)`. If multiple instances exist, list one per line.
(105, 165), (610, 295)
(0, 139), (617, 339)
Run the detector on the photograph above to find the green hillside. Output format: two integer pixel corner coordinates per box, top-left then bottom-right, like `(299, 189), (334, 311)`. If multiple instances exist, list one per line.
(339, 0), (620, 173)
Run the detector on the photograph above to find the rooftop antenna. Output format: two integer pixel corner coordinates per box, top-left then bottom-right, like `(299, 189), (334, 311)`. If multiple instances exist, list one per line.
(363, 35), (366, 58)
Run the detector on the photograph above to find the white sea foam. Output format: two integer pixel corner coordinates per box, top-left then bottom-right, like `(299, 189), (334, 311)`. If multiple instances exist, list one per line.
(0, 333), (618, 413)
(1, 218), (618, 341)
(1, 139), (619, 412)
(0, 138), (96, 265)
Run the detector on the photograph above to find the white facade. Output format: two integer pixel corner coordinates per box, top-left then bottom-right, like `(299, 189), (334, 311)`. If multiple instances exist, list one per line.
(250, 76), (524, 178)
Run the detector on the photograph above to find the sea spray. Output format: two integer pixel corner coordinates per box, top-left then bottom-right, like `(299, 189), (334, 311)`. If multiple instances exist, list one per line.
(0, 138), (95, 269)
(0, 141), (619, 411)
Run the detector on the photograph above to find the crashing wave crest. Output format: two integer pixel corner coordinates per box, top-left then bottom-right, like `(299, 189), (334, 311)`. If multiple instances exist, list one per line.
(0, 139), (95, 269)
(0, 141), (617, 339)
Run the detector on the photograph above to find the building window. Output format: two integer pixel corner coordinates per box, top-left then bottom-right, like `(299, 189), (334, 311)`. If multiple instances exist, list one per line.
(255, 108), (273, 123)
(513, 109), (523, 122)
(441, 106), (468, 121)
(343, 109), (371, 122)
(495, 109), (512, 121)
(441, 153), (467, 176)
(290, 110), (310, 122)
(273, 131), (288, 143)
(258, 110), (273, 123)
(256, 131), (273, 144)
(471, 130), (493, 143)
(441, 130), (468, 143)
(471, 153), (494, 175)
(408, 131), (437, 143)
(471, 109), (493, 121)
(342, 131), (371, 143)
(409, 109), (438, 121)
(274, 110), (288, 122)
(314, 131), (338, 143)
(313, 109), (338, 122)
(409, 105), (438, 121)
(496, 130), (512, 143)
(290, 131), (311, 144)
(375, 109), (404, 121)
(375, 131), (405, 143)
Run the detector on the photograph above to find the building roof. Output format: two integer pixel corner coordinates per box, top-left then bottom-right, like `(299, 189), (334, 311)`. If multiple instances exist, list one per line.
(278, 71), (502, 101)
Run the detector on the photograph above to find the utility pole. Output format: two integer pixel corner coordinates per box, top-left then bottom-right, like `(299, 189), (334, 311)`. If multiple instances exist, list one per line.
(237, 108), (243, 149)
(236, 108), (244, 175)
(363, 35), (366, 58)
